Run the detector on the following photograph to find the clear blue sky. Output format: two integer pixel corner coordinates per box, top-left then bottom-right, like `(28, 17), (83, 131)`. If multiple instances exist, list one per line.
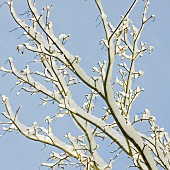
(0, 0), (170, 169)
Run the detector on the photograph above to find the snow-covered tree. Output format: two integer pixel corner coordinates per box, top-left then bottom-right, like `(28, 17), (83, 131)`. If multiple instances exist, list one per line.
(0, 0), (169, 169)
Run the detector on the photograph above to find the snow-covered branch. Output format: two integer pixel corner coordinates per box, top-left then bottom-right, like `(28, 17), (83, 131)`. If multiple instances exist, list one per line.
(0, 0), (169, 169)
